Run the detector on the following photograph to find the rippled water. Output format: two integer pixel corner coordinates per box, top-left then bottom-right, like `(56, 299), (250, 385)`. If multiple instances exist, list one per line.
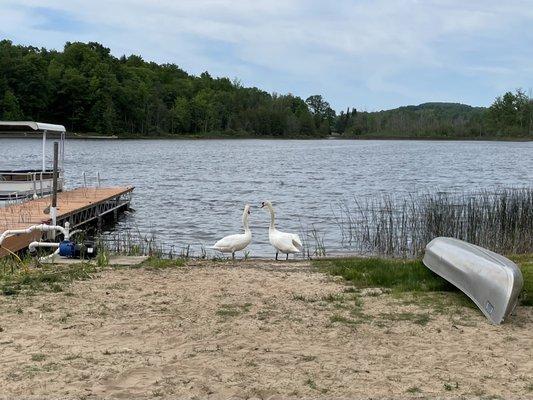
(1, 138), (532, 257)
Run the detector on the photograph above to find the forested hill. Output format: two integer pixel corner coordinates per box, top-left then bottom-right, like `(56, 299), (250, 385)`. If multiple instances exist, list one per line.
(335, 99), (532, 138)
(0, 40), (531, 139)
(0, 40), (324, 137)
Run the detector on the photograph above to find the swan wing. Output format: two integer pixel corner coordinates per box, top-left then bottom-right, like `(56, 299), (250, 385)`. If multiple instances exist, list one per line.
(213, 233), (251, 252)
(291, 234), (303, 251)
(270, 230), (301, 253)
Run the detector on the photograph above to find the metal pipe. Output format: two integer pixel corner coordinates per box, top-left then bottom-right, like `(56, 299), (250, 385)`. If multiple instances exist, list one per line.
(60, 131), (65, 173)
(32, 173), (37, 197)
(51, 142), (59, 233)
(42, 130), (47, 172)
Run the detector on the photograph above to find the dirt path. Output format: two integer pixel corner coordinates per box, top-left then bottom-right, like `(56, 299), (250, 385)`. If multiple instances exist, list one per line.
(0, 260), (531, 399)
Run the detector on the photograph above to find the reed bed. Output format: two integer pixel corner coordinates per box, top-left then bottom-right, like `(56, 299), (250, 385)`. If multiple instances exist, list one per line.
(98, 227), (211, 259)
(334, 188), (533, 258)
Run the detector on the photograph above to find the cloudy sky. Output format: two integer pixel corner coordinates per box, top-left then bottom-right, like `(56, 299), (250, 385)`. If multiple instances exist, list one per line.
(1, 0), (532, 111)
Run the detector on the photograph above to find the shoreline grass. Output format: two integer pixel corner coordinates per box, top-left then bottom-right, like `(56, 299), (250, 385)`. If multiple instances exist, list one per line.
(315, 257), (455, 292)
(1, 253), (531, 313)
(314, 255), (533, 307)
(335, 188), (533, 258)
(0, 260), (97, 296)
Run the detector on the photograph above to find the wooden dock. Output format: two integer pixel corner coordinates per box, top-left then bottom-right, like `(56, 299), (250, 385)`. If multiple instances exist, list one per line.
(0, 186), (133, 258)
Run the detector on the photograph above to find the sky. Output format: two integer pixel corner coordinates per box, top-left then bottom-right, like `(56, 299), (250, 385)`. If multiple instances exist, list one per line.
(1, 0), (532, 111)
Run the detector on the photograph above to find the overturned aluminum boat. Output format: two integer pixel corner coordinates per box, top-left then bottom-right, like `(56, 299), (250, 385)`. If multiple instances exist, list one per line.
(423, 237), (523, 324)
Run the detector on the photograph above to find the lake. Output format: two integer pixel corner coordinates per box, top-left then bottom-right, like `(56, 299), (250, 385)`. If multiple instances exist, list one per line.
(1, 138), (532, 257)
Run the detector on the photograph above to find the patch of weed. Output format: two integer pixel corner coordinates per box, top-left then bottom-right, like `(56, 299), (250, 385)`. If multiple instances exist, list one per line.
(379, 312), (431, 326)
(31, 353), (46, 362)
(305, 377), (317, 390)
(216, 303), (251, 318)
(330, 314), (359, 326)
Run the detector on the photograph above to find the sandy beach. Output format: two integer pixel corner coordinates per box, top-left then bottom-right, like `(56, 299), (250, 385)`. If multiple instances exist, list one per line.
(0, 260), (531, 399)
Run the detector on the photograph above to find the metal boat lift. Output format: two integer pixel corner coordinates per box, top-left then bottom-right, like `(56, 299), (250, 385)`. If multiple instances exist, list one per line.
(0, 121), (66, 200)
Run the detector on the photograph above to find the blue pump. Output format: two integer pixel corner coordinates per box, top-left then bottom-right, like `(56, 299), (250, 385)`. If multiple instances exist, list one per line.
(58, 240), (76, 258)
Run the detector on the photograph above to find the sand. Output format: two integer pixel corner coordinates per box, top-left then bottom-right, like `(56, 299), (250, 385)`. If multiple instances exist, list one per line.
(0, 260), (531, 399)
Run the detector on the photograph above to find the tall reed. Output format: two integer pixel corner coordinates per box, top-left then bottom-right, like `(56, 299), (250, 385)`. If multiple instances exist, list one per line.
(334, 188), (533, 258)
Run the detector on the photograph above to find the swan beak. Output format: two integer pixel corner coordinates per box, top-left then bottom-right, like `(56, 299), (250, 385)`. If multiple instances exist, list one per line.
(247, 210), (251, 214)
(260, 202), (265, 208)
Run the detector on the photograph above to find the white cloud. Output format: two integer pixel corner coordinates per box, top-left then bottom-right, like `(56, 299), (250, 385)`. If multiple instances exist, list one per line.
(1, 0), (532, 109)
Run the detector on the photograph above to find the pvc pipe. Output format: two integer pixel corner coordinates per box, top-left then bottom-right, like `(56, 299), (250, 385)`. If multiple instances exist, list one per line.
(39, 248), (60, 263)
(29, 241), (59, 252)
(51, 207), (57, 230)
(0, 223), (71, 248)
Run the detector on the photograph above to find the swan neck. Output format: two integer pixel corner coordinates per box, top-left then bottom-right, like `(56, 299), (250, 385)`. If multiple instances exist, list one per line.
(268, 205), (275, 229)
(243, 211), (251, 234)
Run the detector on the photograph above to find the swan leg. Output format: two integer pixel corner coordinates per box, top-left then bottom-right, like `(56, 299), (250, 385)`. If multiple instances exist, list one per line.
(232, 251), (235, 260)
(286, 253), (289, 261)
(275, 251), (278, 261)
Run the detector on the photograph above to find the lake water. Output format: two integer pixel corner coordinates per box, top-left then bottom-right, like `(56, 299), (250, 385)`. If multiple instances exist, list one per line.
(1, 138), (532, 257)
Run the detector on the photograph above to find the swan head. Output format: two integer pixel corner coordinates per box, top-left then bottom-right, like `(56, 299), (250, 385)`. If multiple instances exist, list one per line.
(260, 201), (273, 209)
(244, 204), (251, 215)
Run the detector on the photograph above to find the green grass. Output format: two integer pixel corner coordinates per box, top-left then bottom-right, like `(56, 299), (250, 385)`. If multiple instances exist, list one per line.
(443, 382), (459, 391)
(305, 377), (318, 390)
(329, 314), (361, 326)
(315, 255), (533, 307)
(0, 255), (189, 296)
(0, 261), (97, 296)
(216, 303), (252, 318)
(509, 254), (533, 306)
(142, 257), (186, 270)
(379, 312), (431, 326)
(31, 353), (46, 362)
(315, 258), (455, 292)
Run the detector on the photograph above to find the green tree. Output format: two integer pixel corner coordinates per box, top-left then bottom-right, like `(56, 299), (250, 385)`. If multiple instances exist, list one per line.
(1, 89), (24, 120)
(170, 96), (191, 133)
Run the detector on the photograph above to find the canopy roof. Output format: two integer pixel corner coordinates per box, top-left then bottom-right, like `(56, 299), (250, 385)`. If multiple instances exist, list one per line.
(0, 121), (66, 134)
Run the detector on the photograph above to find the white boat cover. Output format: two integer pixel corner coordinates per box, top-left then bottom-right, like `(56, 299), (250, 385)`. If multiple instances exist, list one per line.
(0, 121), (66, 133)
(423, 237), (523, 324)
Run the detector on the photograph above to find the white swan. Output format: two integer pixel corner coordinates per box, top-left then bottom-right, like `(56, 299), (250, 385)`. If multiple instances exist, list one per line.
(261, 201), (303, 260)
(213, 204), (252, 259)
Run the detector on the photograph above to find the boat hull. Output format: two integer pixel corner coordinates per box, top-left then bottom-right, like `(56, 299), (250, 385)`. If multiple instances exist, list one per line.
(423, 237), (523, 324)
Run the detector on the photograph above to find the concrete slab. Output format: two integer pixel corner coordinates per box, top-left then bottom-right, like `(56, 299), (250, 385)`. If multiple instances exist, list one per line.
(109, 255), (149, 266)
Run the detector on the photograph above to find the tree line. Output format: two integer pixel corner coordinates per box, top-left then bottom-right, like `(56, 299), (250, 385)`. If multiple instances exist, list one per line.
(0, 40), (531, 138)
(0, 40), (326, 137)
(335, 90), (532, 138)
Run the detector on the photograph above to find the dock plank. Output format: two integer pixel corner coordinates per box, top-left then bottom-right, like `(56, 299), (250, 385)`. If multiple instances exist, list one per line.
(0, 186), (133, 257)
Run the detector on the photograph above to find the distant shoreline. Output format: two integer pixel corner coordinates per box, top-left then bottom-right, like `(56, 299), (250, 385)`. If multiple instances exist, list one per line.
(1, 132), (530, 142)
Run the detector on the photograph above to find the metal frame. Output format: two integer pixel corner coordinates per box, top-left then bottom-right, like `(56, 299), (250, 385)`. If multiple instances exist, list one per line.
(57, 191), (132, 229)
